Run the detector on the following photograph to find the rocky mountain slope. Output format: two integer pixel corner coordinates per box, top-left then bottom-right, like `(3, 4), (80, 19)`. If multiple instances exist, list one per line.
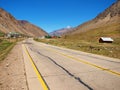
(49, 26), (74, 36)
(70, 0), (120, 34)
(0, 8), (47, 37)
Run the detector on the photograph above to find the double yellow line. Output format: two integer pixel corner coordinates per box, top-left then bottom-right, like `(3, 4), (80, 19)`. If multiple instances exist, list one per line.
(42, 45), (120, 77)
(23, 45), (49, 90)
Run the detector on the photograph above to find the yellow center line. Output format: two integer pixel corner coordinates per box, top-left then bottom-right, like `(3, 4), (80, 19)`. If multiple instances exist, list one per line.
(42, 45), (120, 77)
(23, 44), (49, 90)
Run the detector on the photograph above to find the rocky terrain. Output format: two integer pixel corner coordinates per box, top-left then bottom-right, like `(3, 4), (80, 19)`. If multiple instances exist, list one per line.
(70, 0), (120, 34)
(0, 8), (48, 37)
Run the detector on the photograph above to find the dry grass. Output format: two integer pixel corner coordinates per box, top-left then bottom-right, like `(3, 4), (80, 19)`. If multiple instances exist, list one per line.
(0, 38), (25, 61)
(0, 40), (15, 61)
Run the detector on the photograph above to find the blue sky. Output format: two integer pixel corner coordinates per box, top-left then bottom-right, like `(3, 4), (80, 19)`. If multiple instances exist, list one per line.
(0, 0), (116, 33)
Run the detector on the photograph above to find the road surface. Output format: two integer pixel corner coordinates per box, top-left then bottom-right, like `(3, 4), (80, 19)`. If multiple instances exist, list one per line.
(22, 38), (120, 90)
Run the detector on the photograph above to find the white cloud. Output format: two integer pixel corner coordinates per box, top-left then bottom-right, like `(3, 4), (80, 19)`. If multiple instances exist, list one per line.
(66, 26), (71, 29)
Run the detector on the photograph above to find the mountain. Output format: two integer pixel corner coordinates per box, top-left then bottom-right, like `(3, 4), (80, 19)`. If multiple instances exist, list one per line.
(69, 0), (120, 35)
(0, 8), (48, 37)
(49, 26), (74, 36)
(18, 20), (48, 36)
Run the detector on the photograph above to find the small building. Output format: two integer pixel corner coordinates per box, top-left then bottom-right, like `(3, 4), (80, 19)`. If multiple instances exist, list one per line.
(6, 32), (21, 38)
(99, 37), (114, 43)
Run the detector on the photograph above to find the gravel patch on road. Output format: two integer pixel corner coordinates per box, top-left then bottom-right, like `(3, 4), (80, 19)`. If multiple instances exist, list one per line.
(0, 42), (28, 90)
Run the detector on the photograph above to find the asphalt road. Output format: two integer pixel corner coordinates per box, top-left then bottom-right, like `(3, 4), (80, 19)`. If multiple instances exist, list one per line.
(22, 38), (120, 90)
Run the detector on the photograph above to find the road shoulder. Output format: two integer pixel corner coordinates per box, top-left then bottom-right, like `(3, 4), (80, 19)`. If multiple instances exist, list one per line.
(0, 42), (28, 90)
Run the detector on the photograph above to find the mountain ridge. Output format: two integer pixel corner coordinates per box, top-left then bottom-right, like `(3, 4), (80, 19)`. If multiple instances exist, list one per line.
(49, 27), (74, 36)
(0, 8), (48, 37)
(71, 0), (120, 35)
(49, 1), (120, 36)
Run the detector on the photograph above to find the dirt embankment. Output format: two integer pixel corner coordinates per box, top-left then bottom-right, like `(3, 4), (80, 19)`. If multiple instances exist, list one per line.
(0, 42), (28, 90)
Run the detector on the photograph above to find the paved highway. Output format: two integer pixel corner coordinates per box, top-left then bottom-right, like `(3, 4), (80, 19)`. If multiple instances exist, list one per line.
(22, 38), (120, 90)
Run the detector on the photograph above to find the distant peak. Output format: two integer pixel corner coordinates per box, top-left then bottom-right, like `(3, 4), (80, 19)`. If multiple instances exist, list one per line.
(18, 20), (29, 24)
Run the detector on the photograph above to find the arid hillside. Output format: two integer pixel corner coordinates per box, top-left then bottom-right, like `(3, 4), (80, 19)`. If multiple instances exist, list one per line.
(69, 0), (120, 35)
(0, 8), (48, 37)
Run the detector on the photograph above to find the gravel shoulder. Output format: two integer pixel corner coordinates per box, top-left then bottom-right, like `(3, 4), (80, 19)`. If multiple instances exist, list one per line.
(0, 42), (28, 90)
